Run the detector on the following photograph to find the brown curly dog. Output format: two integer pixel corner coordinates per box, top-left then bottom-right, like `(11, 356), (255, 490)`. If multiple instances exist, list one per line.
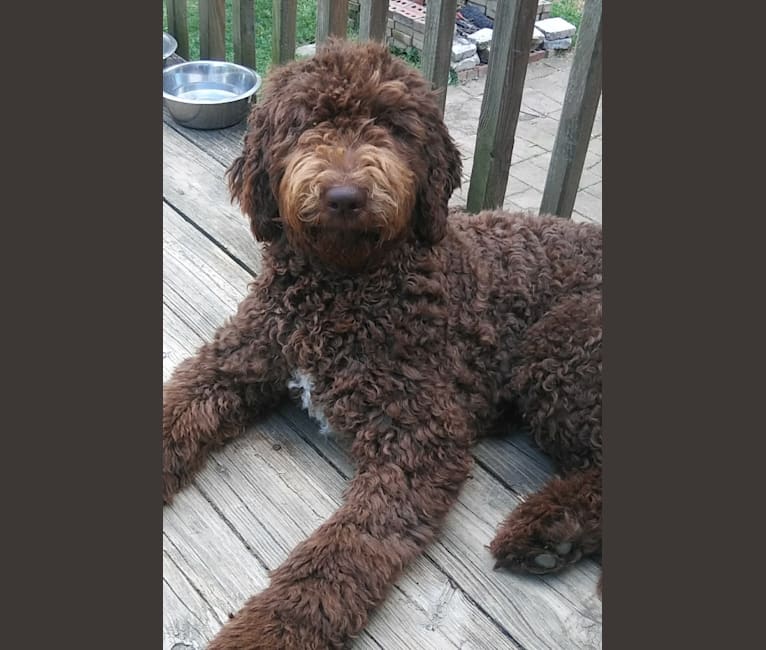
(163, 39), (602, 649)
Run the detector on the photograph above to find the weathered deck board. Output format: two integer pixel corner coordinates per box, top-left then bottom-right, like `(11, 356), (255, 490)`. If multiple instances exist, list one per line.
(475, 435), (555, 494)
(163, 102), (603, 648)
(163, 550), (225, 649)
(164, 485), (271, 621)
(163, 207), (250, 376)
(164, 301), (205, 382)
(164, 107), (249, 167)
(163, 122), (262, 273)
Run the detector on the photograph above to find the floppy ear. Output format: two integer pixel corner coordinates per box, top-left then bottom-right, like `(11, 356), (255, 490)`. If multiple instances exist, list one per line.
(226, 101), (282, 242)
(371, 61), (462, 245)
(413, 115), (462, 244)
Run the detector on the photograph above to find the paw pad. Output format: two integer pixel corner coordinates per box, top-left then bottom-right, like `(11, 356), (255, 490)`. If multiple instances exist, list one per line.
(533, 553), (557, 569)
(555, 542), (572, 555)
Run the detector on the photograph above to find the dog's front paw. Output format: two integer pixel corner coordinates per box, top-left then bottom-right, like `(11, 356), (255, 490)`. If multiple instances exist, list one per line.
(208, 595), (335, 650)
(162, 465), (181, 506)
(162, 434), (194, 505)
(207, 605), (283, 650)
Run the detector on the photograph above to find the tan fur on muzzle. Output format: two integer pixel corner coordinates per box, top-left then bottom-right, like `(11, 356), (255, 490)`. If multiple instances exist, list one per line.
(278, 129), (417, 243)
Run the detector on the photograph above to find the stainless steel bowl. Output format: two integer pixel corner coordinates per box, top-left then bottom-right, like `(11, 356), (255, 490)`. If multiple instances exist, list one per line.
(163, 61), (261, 130)
(163, 33), (177, 64)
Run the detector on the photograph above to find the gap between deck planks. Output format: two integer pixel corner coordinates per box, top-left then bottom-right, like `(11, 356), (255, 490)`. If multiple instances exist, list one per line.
(163, 116), (602, 649)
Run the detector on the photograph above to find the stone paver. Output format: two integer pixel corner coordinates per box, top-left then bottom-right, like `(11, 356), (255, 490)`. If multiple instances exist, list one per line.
(507, 158), (550, 192)
(535, 17), (577, 40)
(519, 88), (564, 117)
(582, 180), (601, 199)
(445, 52), (602, 224)
(572, 189), (602, 223)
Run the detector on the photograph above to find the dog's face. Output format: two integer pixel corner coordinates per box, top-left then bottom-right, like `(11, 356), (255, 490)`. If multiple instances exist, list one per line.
(228, 40), (462, 271)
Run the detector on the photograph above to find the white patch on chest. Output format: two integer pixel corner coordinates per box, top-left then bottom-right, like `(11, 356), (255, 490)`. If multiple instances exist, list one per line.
(287, 371), (333, 436)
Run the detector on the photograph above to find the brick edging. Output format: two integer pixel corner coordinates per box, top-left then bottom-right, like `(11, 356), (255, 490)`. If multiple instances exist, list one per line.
(455, 49), (553, 84)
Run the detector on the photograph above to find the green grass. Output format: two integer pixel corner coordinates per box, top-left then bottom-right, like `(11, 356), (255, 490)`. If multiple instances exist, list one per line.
(550, 0), (584, 34)
(551, 0), (584, 28)
(388, 44), (421, 69)
(389, 44), (459, 86)
(163, 3), (451, 83)
(163, 0), (318, 75)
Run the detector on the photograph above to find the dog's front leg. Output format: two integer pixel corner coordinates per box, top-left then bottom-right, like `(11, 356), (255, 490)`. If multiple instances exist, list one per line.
(163, 287), (288, 504)
(208, 416), (473, 649)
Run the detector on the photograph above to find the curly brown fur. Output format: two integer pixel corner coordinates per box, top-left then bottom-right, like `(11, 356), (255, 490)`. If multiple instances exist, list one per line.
(490, 466), (602, 574)
(163, 39), (602, 649)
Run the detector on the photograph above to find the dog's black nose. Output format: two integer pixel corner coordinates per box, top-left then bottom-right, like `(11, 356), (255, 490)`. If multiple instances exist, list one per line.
(325, 185), (366, 214)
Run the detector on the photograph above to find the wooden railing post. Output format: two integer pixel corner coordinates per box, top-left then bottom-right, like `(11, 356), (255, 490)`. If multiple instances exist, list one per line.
(165, 0), (189, 60)
(359, 0), (389, 42)
(316, 0), (349, 43)
(273, 0), (298, 64)
(233, 0), (256, 69)
(540, 0), (602, 219)
(421, 0), (457, 115)
(199, 0), (226, 60)
(466, 0), (538, 212)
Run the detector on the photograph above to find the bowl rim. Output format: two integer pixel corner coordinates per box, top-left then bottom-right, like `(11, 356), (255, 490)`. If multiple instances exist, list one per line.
(163, 60), (262, 105)
(163, 32), (178, 60)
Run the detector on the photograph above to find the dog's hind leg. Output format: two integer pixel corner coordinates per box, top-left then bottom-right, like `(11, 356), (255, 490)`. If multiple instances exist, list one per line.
(163, 287), (288, 504)
(489, 466), (601, 574)
(490, 291), (602, 576)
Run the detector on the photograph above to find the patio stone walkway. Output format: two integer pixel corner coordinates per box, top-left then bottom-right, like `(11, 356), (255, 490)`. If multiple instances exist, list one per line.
(445, 52), (602, 225)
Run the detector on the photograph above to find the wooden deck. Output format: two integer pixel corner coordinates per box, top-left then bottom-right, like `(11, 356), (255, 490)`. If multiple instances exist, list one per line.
(162, 97), (603, 650)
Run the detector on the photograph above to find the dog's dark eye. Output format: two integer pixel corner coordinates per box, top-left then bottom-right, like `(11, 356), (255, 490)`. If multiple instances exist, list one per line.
(388, 123), (409, 140)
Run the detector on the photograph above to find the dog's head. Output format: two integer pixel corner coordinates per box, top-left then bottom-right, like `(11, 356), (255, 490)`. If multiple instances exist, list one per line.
(227, 39), (462, 271)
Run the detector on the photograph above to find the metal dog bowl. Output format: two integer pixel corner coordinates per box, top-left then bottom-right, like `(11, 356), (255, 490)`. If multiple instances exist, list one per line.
(163, 32), (177, 65)
(163, 60), (261, 130)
